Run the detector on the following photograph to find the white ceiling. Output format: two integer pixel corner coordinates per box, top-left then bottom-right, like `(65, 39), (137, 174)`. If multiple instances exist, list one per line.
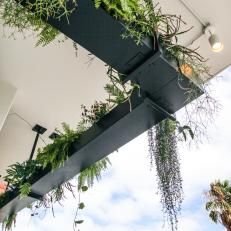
(0, 0), (231, 177)
(0, 35), (109, 177)
(158, 0), (231, 75)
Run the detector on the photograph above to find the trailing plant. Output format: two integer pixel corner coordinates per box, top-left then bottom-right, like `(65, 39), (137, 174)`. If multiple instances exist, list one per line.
(2, 213), (17, 231)
(148, 118), (183, 231)
(0, 0), (77, 45)
(73, 156), (111, 230)
(78, 157), (111, 189)
(73, 185), (88, 231)
(180, 81), (219, 145)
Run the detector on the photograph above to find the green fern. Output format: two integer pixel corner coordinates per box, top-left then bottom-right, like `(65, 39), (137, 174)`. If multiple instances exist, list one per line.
(36, 123), (85, 170)
(19, 183), (32, 198)
(78, 157), (111, 189)
(4, 160), (38, 189)
(36, 24), (60, 46)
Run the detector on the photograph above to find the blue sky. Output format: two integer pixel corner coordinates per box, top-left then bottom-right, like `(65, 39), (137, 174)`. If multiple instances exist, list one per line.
(12, 67), (231, 231)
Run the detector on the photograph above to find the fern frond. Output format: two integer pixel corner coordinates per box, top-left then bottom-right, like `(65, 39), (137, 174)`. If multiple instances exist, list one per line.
(78, 157), (111, 189)
(36, 24), (60, 46)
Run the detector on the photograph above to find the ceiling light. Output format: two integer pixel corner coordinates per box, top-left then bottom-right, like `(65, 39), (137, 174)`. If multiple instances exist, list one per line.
(204, 24), (224, 53)
(208, 34), (224, 52)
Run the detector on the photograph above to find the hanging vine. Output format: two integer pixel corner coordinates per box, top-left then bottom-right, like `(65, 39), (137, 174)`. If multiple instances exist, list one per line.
(148, 118), (183, 231)
(1, 213), (17, 231)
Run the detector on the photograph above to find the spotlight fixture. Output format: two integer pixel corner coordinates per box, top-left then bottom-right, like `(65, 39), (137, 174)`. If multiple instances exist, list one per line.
(208, 34), (224, 52)
(49, 132), (60, 140)
(204, 24), (224, 52)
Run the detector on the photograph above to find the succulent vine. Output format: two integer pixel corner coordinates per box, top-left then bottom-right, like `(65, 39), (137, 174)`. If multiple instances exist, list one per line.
(148, 119), (183, 231)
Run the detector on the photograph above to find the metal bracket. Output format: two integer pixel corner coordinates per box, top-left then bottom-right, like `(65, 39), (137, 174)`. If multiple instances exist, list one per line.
(29, 124), (47, 160)
(144, 97), (176, 121)
(28, 192), (43, 201)
(49, 132), (60, 140)
(123, 50), (162, 84)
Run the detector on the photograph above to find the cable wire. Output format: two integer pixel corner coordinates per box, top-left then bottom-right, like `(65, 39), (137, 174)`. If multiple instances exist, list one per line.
(7, 112), (47, 145)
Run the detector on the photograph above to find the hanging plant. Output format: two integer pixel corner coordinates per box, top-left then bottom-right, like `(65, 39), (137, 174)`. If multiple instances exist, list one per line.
(78, 157), (111, 189)
(1, 213), (17, 231)
(148, 118), (183, 231)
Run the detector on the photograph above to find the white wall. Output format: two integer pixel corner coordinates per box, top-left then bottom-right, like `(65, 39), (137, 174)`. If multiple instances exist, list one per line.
(0, 80), (17, 131)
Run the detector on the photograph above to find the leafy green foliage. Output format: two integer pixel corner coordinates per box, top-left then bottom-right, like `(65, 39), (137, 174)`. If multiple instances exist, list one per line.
(106, 67), (140, 111)
(0, 2), (218, 231)
(206, 180), (231, 230)
(95, 0), (211, 84)
(80, 66), (139, 127)
(0, 0), (76, 46)
(36, 123), (83, 170)
(148, 119), (183, 231)
(2, 213), (17, 231)
(78, 202), (85, 209)
(78, 157), (111, 189)
(177, 124), (194, 141)
(94, 0), (140, 21)
(81, 186), (88, 192)
(104, 83), (126, 105)
(81, 101), (110, 125)
(75, 219), (84, 224)
(19, 182), (32, 198)
(4, 160), (38, 191)
(35, 24), (60, 47)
